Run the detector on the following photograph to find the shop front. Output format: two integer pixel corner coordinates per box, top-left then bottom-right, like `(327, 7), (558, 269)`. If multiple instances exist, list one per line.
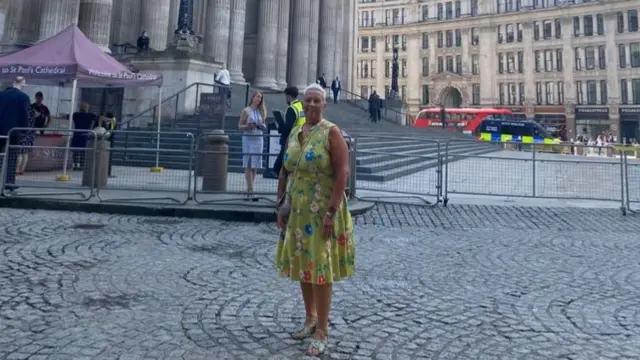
(620, 107), (640, 143)
(574, 107), (609, 140)
(534, 106), (566, 140)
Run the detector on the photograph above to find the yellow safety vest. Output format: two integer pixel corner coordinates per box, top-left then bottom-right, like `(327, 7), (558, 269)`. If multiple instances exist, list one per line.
(290, 100), (305, 128)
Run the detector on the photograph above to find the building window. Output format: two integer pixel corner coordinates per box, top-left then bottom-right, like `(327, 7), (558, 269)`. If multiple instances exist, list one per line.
(385, 36), (390, 52)
(401, 59), (407, 77)
(472, 54), (479, 74)
(586, 80), (597, 105)
(422, 85), (430, 105)
(437, 31), (443, 48)
(576, 81), (583, 104)
(574, 48), (582, 70)
(507, 52), (515, 73)
(359, 60), (369, 78)
(519, 83), (525, 105)
(508, 83), (517, 105)
(544, 50), (553, 72)
(598, 46), (606, 69)
(533, 22), (539, 41)
(472, 84), (480, 105)
(545, 82), (553, 105)
(384, 85), (390, 98)
(455, 1), (461, 17)
(446, 56), (454, 72)
(556, 49), (563, 72)
(554, 19), (562, 39)
(543, 20), (552, 40)
(497, 25), (504, 43)
(371, 37), (377, 51)
(619, 44), (627, 68)
(600, 80), (607, 105)
(422, 33), (429, 49)
(573, 16), (580, 37)
(471, 28), (479, 45)
(536, 82), (542, 105)
(498, 53), (504, 74)
(617, 11), (624, 33)
(437, 3), (443, 20)
(421, 5), (429, 21)
(629, 9), (639, 32)
(596, 14), (604, 35)
(401, 85), (406, 102)
(499, 83), (505, 105)
(471, 0), (479, 16)
(634, 79), (640, 104)
(360, 36), (370, 52)
(446, 30), (453, 47)
(422, 57), (429, 76)
(631, 43), (640, 67)
(455, 30), (461, 47)
(385, 59), (390, 77)
(401, 35), (407, 51)
(506, 24), (515, 43)
(360, 86), (369, 98)
(455, 55), (462, 74)
(437, 57), (444, 73)
(517, 51), (523, 73)
(445, 2), (453, 19)
(621, 79), (628, 104)
(557, 81), (564, 104)
(517, 23), (523, 42)
(371, 60), (376, 78)
(535, 50), (542, 72)
(583, 15), (593, 37)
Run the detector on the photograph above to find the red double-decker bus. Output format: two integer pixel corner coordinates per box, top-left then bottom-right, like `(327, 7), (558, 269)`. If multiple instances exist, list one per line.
(414, 108), (514, 134)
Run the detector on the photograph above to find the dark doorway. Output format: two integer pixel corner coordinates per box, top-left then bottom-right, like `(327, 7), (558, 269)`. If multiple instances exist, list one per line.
(80, 88), (124, 121)
(440, 87), (463, 108)
(621, 121), (639, 143)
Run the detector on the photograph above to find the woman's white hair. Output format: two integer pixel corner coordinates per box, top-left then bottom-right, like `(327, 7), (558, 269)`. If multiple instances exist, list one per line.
(304, 83), (326, 97)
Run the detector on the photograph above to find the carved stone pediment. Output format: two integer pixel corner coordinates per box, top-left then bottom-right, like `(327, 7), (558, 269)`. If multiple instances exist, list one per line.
(428, 71), (470, 84)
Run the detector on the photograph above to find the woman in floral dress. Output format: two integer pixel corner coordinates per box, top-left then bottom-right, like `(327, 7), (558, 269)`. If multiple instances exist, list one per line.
(275, 83), (355, 356)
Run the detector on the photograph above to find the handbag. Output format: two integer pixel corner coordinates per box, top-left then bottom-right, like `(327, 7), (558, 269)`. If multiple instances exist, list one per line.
(276, 125), (321, 217)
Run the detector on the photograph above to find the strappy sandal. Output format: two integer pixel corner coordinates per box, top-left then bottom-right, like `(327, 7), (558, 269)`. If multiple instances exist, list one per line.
(291, 316), (317, 340)
(306, 329), (328, 357)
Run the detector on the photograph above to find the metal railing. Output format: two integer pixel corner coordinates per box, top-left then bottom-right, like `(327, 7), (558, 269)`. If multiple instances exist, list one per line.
(1, 129), (638, 216)
(340, 89), (406, 125)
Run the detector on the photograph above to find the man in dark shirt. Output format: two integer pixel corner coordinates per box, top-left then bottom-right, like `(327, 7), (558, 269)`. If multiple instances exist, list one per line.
(368, 91), (380, 123)
(0, 76), (31, 193)
(272, 86), (301, 175)
(31, 91), (50, 135)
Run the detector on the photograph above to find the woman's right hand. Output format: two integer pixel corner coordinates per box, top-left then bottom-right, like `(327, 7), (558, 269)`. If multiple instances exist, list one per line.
(277, 214), (287, 231)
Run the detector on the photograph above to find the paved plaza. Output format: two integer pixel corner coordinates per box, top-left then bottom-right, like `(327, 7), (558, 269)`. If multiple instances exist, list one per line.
(0, 205), (640, 359)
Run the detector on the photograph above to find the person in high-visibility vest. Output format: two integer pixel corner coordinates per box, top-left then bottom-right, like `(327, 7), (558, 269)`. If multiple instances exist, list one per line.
(273, 86), (305, 175)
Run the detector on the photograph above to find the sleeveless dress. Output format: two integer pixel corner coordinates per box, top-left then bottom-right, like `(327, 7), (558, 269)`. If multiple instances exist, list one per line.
(242, 108), (264, 169)
(275, 120), (355, 285)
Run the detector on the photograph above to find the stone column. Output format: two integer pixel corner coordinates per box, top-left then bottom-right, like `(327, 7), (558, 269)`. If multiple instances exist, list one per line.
(604, 12), (620, 137)
(479, 26), (497, 106)
(332, 0), (344, 79)
(253, 0), (279, 89)
(227, 0), (246, 82)
(1, 0), (24, 51)
(167, 0), (181, 44)
(307, 0), (321, 84)
(375, 35), (385, 95)
(275, 0), (290, 88)
(78, 0), (113, 53)
(110, 0), (141, 47)
(139, 0), (171, 51)
(204, 0), (230, 63)
(561, 17), (576, 138)
(461, 28), (470, 75)
(317, 0), (337, 78)
(406, 33), (421, 120)
(39, 0), (80, 41)
(522, 21), (535, 120)
(343, 0), (356, 93)
(288, 0), (311, 89)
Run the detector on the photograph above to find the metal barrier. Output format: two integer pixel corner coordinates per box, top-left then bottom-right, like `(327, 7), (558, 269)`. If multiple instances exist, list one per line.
(353, 135), (442, 206)
(443, 140), (625, 207)
(95, 130), (194, 204)
(0, 128), (97, 200)
(622, 151), (640, 215)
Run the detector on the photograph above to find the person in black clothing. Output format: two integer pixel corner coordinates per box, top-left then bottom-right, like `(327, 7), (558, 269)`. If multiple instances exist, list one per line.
(70, 101), (97, 170)
(137, 31), (150, 51)
(0, 76), (30, 192)
(368, 91), (380, 123)
(31, 91), (50, 135)
(272, 86), (300, 176)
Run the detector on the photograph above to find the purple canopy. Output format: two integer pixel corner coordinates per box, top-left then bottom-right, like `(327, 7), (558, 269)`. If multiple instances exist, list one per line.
(0, 24), (162, 87)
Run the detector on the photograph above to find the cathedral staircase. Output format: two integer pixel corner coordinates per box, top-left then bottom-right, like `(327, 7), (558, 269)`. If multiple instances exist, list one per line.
(112, 82), (498, 181)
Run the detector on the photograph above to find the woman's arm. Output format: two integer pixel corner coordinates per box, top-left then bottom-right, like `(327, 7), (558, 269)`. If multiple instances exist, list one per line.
(277, 167), (288, 200)
(238, 109), (250, 131)
(327, 126), (349, 213)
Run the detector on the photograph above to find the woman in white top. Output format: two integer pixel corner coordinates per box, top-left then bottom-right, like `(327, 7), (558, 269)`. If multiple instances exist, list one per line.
(238, 91), (267, 200)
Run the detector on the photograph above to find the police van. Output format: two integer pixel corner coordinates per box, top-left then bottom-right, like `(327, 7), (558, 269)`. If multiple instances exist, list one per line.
(474, 117), (561, 145)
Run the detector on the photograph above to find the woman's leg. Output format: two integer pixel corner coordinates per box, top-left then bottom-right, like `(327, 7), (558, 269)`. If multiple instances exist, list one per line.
(244, 167), (253, 194)
(307, 283), (333, 355)
(19, 154), (28, 173)
(292, 282), (317, 339)
(16, 154), (24, 174)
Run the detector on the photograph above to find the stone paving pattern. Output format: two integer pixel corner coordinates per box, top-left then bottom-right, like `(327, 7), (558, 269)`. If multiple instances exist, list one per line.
(0, 205), (639, 359)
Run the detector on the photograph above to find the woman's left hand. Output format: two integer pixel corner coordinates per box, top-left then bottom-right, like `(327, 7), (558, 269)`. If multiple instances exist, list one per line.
(322, 214), (335, 239)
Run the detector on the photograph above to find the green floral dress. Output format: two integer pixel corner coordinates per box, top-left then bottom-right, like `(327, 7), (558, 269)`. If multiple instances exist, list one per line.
(275, 120), (355, 285)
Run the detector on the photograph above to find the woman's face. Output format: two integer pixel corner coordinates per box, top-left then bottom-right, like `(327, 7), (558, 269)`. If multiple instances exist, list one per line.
(303, 90), (325, 121)
(251, 93), (263, 106)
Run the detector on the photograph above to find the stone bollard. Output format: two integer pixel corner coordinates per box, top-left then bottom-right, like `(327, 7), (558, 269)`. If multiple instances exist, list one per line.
(82, 129), (110, 189)
(201, 130), (229, 192)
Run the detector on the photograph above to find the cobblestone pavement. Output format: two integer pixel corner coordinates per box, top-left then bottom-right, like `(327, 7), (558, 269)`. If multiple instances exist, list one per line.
(0, 205), (639, 360)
